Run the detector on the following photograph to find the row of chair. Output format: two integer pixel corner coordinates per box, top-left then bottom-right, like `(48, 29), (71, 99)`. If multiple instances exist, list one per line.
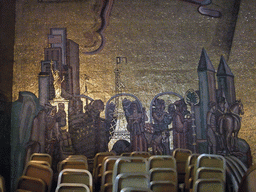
(16, 150), (252, 192)
(188, 154), (226, 192)
(15, 153), (53, 192)
(94, 150), (228, 192)
(97, 152), (178, 192)
(55, 155), (93, 192)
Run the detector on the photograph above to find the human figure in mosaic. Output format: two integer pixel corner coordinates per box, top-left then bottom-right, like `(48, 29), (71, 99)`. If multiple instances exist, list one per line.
(206, 101), (219, 154)
(50, 60), (64, 99)
(151, 99), (172, 154)
(126, 101), (147, 152)
(45, 105), (61, 172)
(56, 103), (73, 152)
(219, 100), (244, 154)
(172, 100), (188, 149)
(216, 96), (228, 152)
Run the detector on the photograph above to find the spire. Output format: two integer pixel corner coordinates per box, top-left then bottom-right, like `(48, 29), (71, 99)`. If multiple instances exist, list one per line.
(197, 48), (215, 72)
(217, 55), (234, 77)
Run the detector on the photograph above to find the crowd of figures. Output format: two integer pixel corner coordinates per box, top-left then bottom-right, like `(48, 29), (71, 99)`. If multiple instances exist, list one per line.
(120, 97), (192, 155)
(22, 93), (251, 176)
(206, 97), (245, 155)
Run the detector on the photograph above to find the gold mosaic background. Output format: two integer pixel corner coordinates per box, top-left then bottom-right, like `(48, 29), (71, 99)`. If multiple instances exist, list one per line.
(13, 0), (256, 161)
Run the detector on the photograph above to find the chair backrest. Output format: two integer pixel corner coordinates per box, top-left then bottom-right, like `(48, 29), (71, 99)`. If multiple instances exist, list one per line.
(120, 152), (132, 156)
(130, 151), (151, 158)
(196, 154), (226, 170)
(229, 156), (247, 173)
(173, 148), (192, 161)
(100, 156), (119, 187)
(30, 153), (52, 167)
(66, 155), (88, 166)
(225, 156), (245, 183)
(113, 172), (150, 192)
(55, 183), (90, 192)
(29, 160), (51, 167)
(148, 155), (176, 170)
(172, 148), (192, 183)
(57, 168), (93, 191)
(58, 159), (88, 172)
(120, 187), (153, 192)
(195, 167), (225, 182)
(184, 165), (195, 191)
(149, 168), (177, 183)
(101, 156), (120, 174)
(238, 164), (256, 192)
(23, 162), (53, 192)
(150, 180), (177, 192)
(93, 152), (115, 183)
(101, 170), (113, 188)
(193, 178), (224, 192)
(101, 183), (113, 192)
(16, 175), (46, 192)
(112, 157), (148, 182)
(15, 189), (33, 192)
(185, 154), (199, 172)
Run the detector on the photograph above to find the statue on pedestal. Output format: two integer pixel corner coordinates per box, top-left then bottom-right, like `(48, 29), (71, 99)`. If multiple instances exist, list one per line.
(50, 60), (64, 99)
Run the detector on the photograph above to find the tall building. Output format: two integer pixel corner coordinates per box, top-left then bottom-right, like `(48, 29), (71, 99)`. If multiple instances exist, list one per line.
(217, 56), (236, 107)
(197, 48), (217, 143)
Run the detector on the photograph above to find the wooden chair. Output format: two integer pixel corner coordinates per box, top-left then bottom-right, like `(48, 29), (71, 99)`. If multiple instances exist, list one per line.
(57, 168), (93, 191)
(148, 155), (176, 170)
(23, 162), (53, 192)
(113, 172), (150, 192)
(193, 178), (224, 192)
(30, 153), (52, 167)
(55, 183), (90, 192)
(173, 148), (192, 183)
(16, 175), (46, 192)
(238, 164), (256, 192)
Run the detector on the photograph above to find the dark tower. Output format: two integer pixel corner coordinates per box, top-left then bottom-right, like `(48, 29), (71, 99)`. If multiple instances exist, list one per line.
(217, 56), (236, 106)
(197, 48), (217, 144)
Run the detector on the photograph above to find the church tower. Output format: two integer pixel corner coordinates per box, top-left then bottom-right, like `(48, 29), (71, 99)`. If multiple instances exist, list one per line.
(197, 48), (217, 141)
(217, 56), (236, 106)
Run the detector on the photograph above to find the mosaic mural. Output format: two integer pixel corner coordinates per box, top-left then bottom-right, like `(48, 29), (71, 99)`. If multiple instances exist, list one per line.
(11, 28), (252, 188)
